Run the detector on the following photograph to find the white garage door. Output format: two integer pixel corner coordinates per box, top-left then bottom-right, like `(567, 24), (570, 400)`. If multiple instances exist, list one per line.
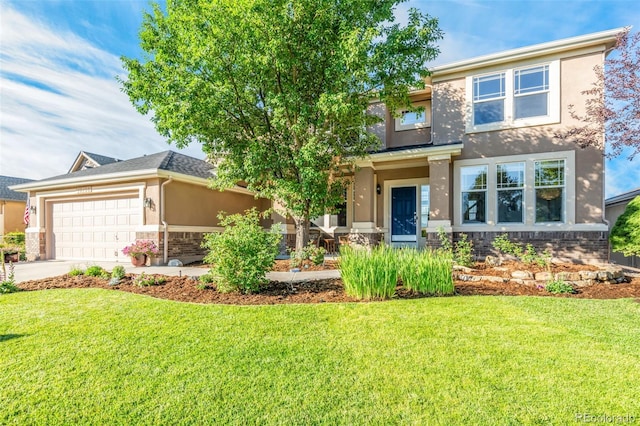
(51, 196), (140, 261)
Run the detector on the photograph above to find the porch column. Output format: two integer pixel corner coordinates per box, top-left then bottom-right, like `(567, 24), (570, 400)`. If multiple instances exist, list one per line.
(427, 155), (452, 230)
(350, 165), (381, 246)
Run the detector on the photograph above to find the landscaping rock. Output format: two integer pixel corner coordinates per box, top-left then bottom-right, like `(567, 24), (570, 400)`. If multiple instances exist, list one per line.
(485, 255), (502, 267)
(580, 271), (599, 280)
(555, 272), (581, 282)
(453, 265), (475, 274)
(534, 272), (553, 281)
(167, 259), (183, 267)
(511, 271), (533, 280)
(455, 274), (482, 282)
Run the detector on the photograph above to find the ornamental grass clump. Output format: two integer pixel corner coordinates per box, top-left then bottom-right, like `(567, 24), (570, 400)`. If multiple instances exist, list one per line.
(398, 248), (454, 295)
(339, 244), (397, 300)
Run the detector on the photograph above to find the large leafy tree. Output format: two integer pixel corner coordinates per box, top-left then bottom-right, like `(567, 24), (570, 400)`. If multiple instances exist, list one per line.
(610, 196), (640, 257)
(121, 0), (442, 250)
(555, 29), (640, 160)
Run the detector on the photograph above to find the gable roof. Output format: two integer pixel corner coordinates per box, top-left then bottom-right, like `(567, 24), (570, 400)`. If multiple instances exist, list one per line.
(606, 187), (640, 207)
(0, 176), (35, 201)
(9, 151), (248, 193)
(68, 151), (121, 173)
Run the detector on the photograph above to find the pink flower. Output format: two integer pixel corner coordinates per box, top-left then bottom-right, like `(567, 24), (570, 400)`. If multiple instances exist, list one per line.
(122, 240), (160, 258)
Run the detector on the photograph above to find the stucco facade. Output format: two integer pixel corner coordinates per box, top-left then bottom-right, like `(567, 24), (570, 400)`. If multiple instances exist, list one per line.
(313, 28), (621, 263)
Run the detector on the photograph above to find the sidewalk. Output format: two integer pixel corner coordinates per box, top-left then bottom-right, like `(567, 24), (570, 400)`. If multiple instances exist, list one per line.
(10, 260), (340, 284)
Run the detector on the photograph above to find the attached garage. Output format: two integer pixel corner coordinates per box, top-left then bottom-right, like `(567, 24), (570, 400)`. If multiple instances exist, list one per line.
(49, 196), (139, 261)
(11, 150), (266, 264)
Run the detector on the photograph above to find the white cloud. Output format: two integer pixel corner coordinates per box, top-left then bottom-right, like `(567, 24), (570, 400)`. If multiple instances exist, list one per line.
(0, 3), (203, 180)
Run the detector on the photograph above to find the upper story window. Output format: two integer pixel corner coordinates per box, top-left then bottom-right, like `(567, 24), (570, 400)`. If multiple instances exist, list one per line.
(395, 101), (431, 131)
(473, 73), (505, 125)
(466, 60), (559, 133)
(514, 65), (549, 119)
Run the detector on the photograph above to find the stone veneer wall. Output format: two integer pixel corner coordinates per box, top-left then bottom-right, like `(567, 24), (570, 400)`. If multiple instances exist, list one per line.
(25, 231), (46, 261)
(425, 231), (609, 264)
(166, 231), (208, 263)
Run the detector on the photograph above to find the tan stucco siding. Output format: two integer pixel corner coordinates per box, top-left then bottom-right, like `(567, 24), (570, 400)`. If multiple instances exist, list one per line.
(1, 200), (27, 236)
(164, 181), (261, 226)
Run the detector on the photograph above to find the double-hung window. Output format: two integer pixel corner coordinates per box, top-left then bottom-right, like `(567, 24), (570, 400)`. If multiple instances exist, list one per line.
(466, 60), (559, 132)
(472, 73), (505, 126)
(535, 160), (565, 222)
(461, 165), (487, 223)
(514, 65), (549, 119)
(497, 162), (524, 223)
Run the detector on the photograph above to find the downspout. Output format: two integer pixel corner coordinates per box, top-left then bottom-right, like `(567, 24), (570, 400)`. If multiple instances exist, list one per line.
(161, 176), (173, 265)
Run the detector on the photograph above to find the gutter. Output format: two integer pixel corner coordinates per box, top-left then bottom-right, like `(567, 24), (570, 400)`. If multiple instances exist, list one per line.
(161, 176), (173, 264)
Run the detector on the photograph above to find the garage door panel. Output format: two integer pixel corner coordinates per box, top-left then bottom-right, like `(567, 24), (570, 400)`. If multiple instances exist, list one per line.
(51, 195), (139, 261)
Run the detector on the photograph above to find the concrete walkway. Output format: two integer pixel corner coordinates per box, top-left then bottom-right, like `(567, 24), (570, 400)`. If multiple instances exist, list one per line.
(9, 260), (340, 284)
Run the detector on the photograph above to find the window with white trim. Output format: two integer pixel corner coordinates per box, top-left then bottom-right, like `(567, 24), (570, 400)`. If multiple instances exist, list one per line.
(461, 165), (487, 223)
(395, 101), (431, 131)
(466, 60), (559, 132)
(497, 162), (524, 223)
(535, 159), (565, 223)
(473, 73), (505, 126)
(514, 65), (549, 119)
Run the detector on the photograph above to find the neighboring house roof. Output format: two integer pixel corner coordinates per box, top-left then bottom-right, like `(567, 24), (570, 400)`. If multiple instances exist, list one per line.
(605, 188), (640, 207)
(68, 151), (121, 173)
(0, 176), (35, 201)
(9, 150), (251, 194)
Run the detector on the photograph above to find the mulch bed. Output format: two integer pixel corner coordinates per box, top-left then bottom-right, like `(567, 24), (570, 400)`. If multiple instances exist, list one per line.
(15, 260), (640, 305)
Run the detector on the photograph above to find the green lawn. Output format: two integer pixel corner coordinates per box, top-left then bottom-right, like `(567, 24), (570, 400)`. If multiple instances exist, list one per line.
(1, 290), (639, 425)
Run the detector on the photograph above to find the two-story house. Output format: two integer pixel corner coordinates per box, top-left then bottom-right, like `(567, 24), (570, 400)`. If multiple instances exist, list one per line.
(313, 28), (622, 263)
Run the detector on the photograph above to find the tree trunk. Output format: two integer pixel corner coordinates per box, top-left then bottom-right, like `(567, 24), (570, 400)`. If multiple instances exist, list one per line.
(293, 217), (310, 252)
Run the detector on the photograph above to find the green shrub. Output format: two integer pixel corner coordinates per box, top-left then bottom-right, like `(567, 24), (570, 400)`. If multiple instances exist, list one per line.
(492, 234), (550, 267)
(289, 242), (326, 268)
(133, 273), (166, 287)
(545, 279), (575, 294)
(198, 273), (215, 284)
(68, 266), (84, 277)
(610, 195), (640, 257)
(202, 208), (282, 294)
(339, 245), (397, 300)
(437, 228), (474, 267)
(85, 265), (108, 278)
(398, 248), (454, 295)
(0, 261), (19, 294)
(111, 266), (127, 280)
(3, 232), (25, 245)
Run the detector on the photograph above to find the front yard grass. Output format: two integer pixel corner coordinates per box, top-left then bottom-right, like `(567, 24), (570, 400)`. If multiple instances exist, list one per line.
(1, 290), (639, 424)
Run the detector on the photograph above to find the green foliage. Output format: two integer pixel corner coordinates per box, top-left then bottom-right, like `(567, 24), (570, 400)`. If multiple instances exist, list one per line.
(121, 0), (443, 249)
(339, 245), (398, 299)
(0, 261), (19, 294)
(111, 266), (127, 281)
(133, 273), (166, 287)
(289, 243), (326, 268)
(398, 248), (454, 295)
(436, 228), (474, 267)
(545, 279), (575, 294)
(3, 232), (25, 245)
(202, 209), (282, 294)
(198, 273), (216, 284)
(610, 195), (640, 256)
(492, 234), (551, 267)
(68, 266), (84, 277)
(85, 265), (109, 278)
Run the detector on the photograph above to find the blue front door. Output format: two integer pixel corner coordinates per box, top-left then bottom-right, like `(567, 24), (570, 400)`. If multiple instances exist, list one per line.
(391, 186), (417, 242)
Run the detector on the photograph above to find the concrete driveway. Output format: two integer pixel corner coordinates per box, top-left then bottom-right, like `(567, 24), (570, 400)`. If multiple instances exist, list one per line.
(9, 260), (340, 283)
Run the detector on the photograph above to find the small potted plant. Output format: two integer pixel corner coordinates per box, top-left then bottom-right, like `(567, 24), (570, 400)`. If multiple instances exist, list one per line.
(122, 240), (160, 267)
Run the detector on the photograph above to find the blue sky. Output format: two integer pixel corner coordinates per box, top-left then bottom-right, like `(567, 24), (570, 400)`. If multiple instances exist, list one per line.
(1, 0), (638, 197)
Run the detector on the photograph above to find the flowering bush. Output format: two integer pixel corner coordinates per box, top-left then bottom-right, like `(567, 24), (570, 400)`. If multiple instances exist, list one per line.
(122, 240), (160, 258)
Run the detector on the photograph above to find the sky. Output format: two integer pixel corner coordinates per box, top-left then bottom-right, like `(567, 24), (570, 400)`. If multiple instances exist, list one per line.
(0, 0), (638, 197)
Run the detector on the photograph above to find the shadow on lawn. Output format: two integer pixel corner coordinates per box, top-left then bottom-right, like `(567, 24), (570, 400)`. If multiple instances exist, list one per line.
(0, 334), (28, 343)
